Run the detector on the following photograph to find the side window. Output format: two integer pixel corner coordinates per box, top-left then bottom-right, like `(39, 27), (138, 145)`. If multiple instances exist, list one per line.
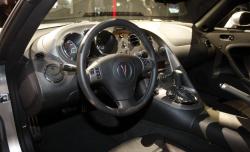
(0, 0), (18, 27)
(217, 2), (250, 29)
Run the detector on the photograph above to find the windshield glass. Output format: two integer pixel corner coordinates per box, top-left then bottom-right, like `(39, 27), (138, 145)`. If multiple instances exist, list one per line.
(44, 0), (192, 23)
(44, 0), (216, 23)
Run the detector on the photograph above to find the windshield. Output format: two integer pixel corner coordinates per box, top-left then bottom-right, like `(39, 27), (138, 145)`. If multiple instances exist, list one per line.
(43, 0), (192, 23)
(0, 0), (219, 27)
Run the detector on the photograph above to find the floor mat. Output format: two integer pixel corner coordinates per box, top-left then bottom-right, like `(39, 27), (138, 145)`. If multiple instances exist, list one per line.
(39, 115), (118, 152)
(37, 113), (224, 152)
(38, 113), (173, 152)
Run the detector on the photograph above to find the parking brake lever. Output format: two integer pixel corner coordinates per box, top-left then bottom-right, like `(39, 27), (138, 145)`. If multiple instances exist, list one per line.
(220, 83), (250, 103)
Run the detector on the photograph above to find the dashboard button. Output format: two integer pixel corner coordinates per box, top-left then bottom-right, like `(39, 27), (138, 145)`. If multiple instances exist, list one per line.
(88, 67), (102, 83)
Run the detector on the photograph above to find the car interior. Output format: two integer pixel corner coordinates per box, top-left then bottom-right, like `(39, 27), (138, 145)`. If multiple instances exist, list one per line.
(1, 0), (250, 152)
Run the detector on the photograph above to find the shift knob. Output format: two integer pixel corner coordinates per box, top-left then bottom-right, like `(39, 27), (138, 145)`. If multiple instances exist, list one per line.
(173, 69), (183, 89)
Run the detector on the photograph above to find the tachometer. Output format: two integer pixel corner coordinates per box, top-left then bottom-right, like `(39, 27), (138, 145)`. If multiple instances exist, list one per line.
(61, 33), (82, 62)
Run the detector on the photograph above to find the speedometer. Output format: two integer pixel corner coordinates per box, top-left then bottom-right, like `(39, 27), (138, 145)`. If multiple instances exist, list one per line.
(63, 40), (78, 61)
(95, 30), (118, 55)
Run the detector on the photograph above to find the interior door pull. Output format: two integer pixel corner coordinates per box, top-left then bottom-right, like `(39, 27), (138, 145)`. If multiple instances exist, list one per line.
(220, 34), (234, 41)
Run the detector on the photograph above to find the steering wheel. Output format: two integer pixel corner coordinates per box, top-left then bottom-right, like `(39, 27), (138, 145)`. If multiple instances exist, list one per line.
(77, 19), (158, 116)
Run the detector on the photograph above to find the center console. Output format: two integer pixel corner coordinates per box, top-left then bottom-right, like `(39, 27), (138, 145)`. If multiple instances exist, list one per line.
(145, 45), (204, 131)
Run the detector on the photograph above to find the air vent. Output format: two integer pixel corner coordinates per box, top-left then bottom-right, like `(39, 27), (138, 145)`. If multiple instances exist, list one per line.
(128, 34), (140, 47)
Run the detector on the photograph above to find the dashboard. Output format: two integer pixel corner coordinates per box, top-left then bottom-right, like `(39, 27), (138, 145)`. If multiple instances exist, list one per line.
(19, 21), (200, 115)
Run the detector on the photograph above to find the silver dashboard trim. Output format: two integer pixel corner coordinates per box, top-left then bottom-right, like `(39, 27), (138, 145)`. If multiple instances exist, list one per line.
(0, 65), (22, 152)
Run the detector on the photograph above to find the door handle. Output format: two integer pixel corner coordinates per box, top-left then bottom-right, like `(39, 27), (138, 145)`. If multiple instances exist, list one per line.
(220, 34), (234, 41)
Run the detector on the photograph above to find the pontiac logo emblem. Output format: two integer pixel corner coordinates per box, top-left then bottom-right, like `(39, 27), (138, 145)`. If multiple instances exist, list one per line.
(120, 64), (127, 77)
(117, 62), (132, 80)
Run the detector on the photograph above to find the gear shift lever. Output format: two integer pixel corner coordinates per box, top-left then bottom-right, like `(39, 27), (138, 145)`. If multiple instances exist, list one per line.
(166, 69), (197, 104)
(174, 69), (183, 89)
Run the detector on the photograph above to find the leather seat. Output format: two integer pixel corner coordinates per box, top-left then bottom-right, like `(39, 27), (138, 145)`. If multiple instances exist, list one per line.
(109, 134), (186, 152)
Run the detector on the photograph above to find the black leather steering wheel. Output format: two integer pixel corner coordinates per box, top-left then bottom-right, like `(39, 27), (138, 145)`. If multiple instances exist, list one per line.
(77, 19), (158, 116)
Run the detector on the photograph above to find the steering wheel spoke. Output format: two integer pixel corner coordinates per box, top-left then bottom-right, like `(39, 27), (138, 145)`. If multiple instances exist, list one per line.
(139, 57), (154, 73)
(87, 66), (103, 83)
(116, 99), (135, 110)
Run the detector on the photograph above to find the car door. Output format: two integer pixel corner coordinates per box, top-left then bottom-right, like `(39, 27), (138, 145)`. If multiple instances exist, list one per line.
(0, 1), (62, 152)
(0, 1), (27, 152)
(189, 1), (250, 114)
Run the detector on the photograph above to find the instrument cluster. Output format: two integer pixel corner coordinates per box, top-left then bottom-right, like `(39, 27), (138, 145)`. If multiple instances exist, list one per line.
(60, 28), (165, 63)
